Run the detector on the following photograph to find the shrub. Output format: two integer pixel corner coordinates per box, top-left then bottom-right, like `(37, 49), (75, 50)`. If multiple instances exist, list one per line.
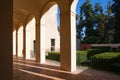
(46, 52), (60, 61)
(87, 46), (110, 60)
(76, 51), (88, 66)
(46, 51), (88, 66)
(90, 52), (120, 74)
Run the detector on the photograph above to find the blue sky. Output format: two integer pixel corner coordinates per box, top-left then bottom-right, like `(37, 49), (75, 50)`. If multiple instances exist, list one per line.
(75, 0), (111, 37)
(76, 0), (110, 15)
(57, 0), (111, 26)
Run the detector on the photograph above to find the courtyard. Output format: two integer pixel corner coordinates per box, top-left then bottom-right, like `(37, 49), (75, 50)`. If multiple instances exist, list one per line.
(13, 56), (120, 80)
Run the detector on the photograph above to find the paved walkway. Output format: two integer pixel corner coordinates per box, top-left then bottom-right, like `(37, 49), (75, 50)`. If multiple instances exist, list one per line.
(13, 57), (120, 80)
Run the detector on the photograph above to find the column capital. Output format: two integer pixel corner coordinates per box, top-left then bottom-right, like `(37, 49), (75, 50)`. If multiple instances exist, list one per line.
(70, 11), (76, 17)
(60, 11), (76, 17)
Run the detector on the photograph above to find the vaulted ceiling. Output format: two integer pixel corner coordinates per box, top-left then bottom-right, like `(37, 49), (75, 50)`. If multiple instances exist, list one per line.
(14, 0), (43, 29)
(13, 0), (75, 30)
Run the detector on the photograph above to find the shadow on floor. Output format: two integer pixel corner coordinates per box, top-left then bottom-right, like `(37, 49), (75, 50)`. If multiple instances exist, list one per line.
(13, 57), (120, 80)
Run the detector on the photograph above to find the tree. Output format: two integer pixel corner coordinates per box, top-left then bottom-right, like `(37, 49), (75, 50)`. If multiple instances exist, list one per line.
(77, 0), (116, 44)
(112, 0), (120, 43)
(94, 1), (115, 43)
(77, 0), (95, 43)
(93, 2), (106, 43)
(105, 1), (115, 43)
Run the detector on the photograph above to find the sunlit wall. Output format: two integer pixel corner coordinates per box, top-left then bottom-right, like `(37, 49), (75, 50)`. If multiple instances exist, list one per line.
(26, 18), (35, 59)
(18, 26), (23, 57)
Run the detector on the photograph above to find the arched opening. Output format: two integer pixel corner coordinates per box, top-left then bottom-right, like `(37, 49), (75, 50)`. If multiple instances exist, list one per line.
(40, 2), (60, 63)
(70, 0), (78, 71)
(13, 30), (16, 55)
(26, 18), (36, 60)
(59, 0), (78, 72)
(18, 26), (23, 57)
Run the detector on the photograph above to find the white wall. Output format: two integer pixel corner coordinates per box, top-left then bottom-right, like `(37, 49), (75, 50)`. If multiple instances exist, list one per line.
(13, 30), (16, 55)
(26, 18), (35, 59)
(41, 5), (60, 52)
(18, 26), (23, 57)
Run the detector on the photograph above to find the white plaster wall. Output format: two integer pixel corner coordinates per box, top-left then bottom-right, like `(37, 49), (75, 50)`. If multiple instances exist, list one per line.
(41, 5), (60, 52)
(18, 26), (23, 57)
(26, 18), (35, 59)
(25, 5), (60, 55)
(13, 31), (16, 55)
(26, 29), (31, 59)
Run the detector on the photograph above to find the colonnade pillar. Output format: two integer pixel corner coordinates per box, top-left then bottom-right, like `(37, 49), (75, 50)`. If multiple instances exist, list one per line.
(0, 0), (12, 79)
(23, 26), (26, 59)
(60, 7), (76, 72)
(16, 30), (18, 58)
(35, 18), (45, 63)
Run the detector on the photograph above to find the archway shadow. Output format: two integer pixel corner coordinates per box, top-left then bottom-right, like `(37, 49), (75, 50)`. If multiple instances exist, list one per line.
(13, 57), (120, 80)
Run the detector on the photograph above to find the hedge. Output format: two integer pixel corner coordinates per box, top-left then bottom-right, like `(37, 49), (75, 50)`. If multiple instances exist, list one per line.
(46, 51), (88, 66)
(87, 46), (110, 60)
(76, 51), (88, 66)
(46, 52), (60, 61)
(90, 52), (120, 74)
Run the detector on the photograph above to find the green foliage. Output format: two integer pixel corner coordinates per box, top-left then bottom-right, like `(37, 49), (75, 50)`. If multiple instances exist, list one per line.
(46, 48), (110, 66)
(77, 0), (115, 43)
(87, 46), (110, 60)
(83, 36), (98, 44)
(112, 0), (120, 43)
(77, 0), (94, 41)
(76, 51), (88, 66)
(90, 52), (120, 74)
(46, 52), (60, 61)
(46, 51), (88, 66)
(46, 50), (120, 74)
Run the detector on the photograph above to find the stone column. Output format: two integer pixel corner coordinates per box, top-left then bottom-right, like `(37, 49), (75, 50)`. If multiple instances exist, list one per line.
(16, 30), (18, 58)
(0, 25), (13, 80)
(35, 18), (45, 63)
(60, 8), (76, 72)
(23, 26), (26, 59)
(0, 0), (12, 79)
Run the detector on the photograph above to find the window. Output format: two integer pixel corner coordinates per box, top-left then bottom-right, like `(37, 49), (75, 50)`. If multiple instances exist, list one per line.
(51, 39), (55, 46)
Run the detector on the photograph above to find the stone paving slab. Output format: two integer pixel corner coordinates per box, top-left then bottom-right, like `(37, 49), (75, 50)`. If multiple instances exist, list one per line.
(13, 57), (120, 80)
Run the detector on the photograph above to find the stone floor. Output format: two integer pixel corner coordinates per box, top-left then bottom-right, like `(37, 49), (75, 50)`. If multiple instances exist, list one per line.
(13, 57), (120, 80)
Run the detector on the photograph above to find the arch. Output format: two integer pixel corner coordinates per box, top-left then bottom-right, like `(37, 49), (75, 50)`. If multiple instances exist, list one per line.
(13, 30), (16, 55)
(13, 0), (79, 72)
(13, 20), (22, 57)
(40, 1), (60, 18)
(70, 0), (79, 71)
(71, 0), (78, 13)
(18, 26), (23, 57)
(26, 17), (36, 59)
(41, 4), (60, 51)
(39, 2), (60, 63)
(59, 0), (78, 72)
